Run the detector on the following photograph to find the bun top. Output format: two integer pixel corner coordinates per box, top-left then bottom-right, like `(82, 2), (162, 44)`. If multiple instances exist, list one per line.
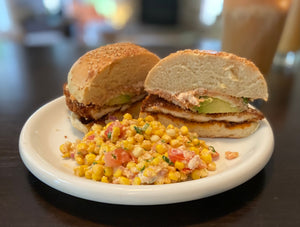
(68, 42), (160, 106)
(144, 50), (268, 101)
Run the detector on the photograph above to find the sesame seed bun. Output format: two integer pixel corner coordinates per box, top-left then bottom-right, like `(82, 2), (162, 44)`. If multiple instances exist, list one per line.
(68, 42), (160, 106)
(64, 42), (160, 133)
(145, 50), (268, 101)
(141, 49), (268, 138)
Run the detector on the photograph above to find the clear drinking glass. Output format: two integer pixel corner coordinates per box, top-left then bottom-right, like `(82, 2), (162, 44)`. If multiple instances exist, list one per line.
(275, 0), (300, 68)
(221, 0), (292, 75)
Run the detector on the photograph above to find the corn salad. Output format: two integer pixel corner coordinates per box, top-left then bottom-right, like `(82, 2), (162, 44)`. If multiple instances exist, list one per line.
(60, 114), (219, 185)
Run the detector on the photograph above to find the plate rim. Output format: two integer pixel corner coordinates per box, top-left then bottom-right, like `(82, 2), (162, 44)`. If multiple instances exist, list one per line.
(19, 96), (274, 205)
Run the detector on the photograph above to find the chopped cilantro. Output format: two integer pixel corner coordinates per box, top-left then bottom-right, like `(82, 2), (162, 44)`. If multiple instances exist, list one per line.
(142, 123), (150, 131)
(107, 131), (112, 139)
(243, 97), (250, 104)
(162, 155), (174, 165)
(134, 123), (150, 134)
(134, 126), (143, 134)
(146, 157), (154, 162)
(140, 165), (145, 171)
(111, 154), (117, 159)
(209, 145), (216, 153)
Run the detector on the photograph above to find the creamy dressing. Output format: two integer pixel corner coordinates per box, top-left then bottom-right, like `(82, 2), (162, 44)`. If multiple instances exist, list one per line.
(167, 88), (248, 112)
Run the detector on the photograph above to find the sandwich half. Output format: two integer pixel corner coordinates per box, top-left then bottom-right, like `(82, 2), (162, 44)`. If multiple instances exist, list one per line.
(64, 42), (160, 133)
(141, 50), (268, 138)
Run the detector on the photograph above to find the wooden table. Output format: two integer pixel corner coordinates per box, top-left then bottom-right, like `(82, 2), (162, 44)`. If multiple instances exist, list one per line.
(1, 40), (299, 226)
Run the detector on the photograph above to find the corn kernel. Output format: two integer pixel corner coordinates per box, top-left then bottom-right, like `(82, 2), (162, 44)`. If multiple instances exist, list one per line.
(153, 129), (164, 137)
(122, 140), (134, 151)
(127, 136), (135, 144)
(192, 169), (208, 180)
(113, 168), (122, 177)
(207, 162), (216, 171)
(59, 144), (66, 154)
(141, 140), (152, 151)
(156, 144), (168, 154)
(150, 121), (161, 129)
(191, 169), (201, 180)
(104, 167), (113, 177)
(145, 115), (154, 122)
(166, 128), (177, 138)
(85, 153), (96, 165)
(134, 134), (144, 143)
(180, 172), (188, 181)
(101, 176), (109, 183)
(59, 142), (71, 154)
(201, 148), (212, 164)
(74, 165), (86, 177)
(85, 169), (92, 179)
(125, 129), (135, 137)
(132, 146), (144, 157)
(200, 169), (208, 177)
(161, 134), (171, 143)
(126, 161), (136, 169)
(180, 126), (189, 135)
(100, 144), (109, 153)
(136, 161), (147, 171)
(150, 135), (160, 142)
(77, 143), (88, 153)
(119, 176), (130, 185)
(96, 137), (103, 146)
(167, 124), (175, 129)
(174, 161), (185, 170)
(133, 177), (141, 185)
(99, 154), (105, 165)
(123, 113), (132, 120)
(92, 173), (102, 181)
(92, 164), (104, 178)
(170, 139), (180, 148)
(94, 145), (100, 154)
(189, 146), (199, 154)
(151, 156), (161, 165)
(144, 125), (153, 135)
(75, 155), (84, 165)
(84, 130), (94, 139)
(62, 152), (70, 158)
(168, 171), (180, 181)
(91, 124), (103, 132)
(199, 139), (207, 146)
(192, 138), (200, 146)
(137, 117), (144, 125)
(143, 167), (155, 177)
(111, 127), (120, 142)
(87, 143), (96, 153)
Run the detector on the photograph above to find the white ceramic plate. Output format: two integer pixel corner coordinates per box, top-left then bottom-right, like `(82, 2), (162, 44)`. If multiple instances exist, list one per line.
(19, 96), (274, 205)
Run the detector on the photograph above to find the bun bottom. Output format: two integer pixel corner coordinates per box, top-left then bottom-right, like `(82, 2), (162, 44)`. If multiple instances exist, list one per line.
(140, 112), (260, 138)
(70, 112), (92, 134)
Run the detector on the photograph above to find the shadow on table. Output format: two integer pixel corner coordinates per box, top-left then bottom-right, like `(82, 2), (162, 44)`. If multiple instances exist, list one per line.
(28, 168), (266, 226)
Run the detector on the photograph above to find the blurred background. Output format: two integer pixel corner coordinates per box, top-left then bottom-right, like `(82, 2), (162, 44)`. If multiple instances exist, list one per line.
(0, 0), (299, 72)
(0, 0), (223, 51)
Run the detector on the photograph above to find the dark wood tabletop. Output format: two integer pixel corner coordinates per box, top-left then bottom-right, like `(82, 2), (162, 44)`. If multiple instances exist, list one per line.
(1, 39), (299, 227)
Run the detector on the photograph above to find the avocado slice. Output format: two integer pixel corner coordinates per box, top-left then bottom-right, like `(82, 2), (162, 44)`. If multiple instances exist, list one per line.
(193, 97), (241, 113)
(106, 94), (132, 106)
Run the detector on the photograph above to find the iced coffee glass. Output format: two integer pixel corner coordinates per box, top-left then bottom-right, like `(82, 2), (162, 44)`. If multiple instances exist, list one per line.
(221, 0), (291, 75)
(275, 0), (300, 67)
